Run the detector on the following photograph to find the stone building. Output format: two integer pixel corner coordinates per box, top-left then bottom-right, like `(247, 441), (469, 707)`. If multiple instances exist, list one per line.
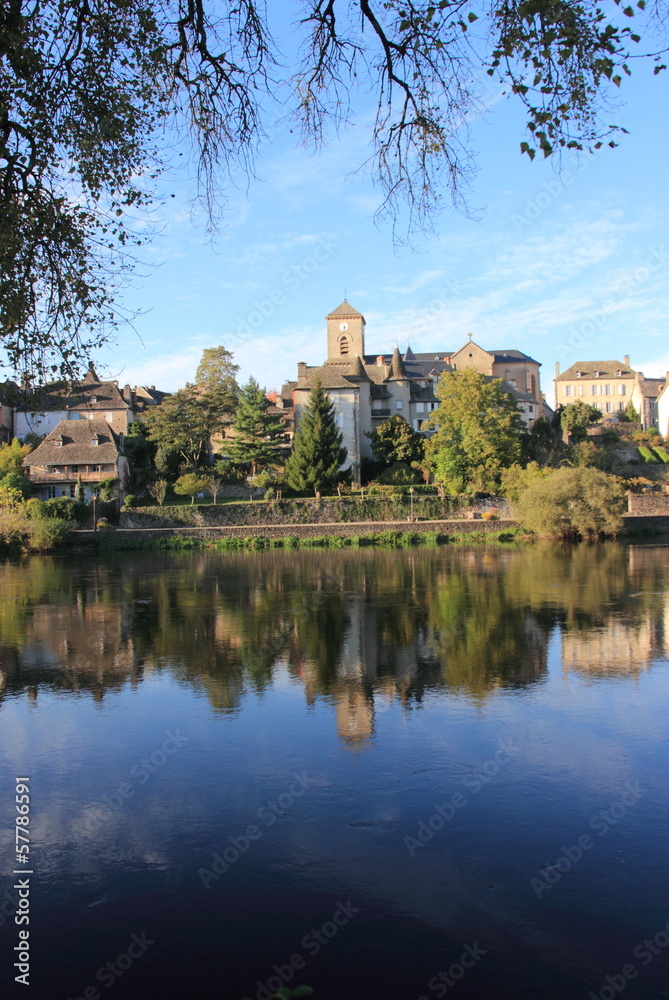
(22, 418), (129, 500)
(281, 300), (548, 483)
(555, 358), (666, 429)
(13, 367), (168, 439)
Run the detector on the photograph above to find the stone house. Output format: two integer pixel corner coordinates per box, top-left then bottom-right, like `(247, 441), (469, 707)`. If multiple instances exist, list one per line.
(22, 419), (129, 500)
(13, 367), (168, 440)
(555, 358), (666, 430)
(281, 300), (549, 483)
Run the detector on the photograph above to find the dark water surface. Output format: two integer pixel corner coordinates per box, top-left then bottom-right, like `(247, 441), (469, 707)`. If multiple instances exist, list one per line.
(1, 544), (669, 1000)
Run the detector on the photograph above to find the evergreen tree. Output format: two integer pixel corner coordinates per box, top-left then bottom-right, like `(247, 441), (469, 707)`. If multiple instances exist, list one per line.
(228, 378), (286, 474)
(285, 381), (347, 499)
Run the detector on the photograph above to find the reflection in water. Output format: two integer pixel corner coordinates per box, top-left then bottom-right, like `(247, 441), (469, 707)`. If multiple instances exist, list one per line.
(1, 544), (669, 742)
(1, 544), (669, 1000)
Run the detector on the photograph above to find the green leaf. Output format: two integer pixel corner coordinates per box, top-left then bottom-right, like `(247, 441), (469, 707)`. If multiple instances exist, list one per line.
(612, 75), (621, 86)
(467, 11), (478, 22)
(273, 989), (293, 1000)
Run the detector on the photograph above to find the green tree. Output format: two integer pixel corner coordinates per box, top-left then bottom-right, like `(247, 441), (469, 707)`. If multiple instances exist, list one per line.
(367, 415), (424, 469)
(0, 439), (32, 478)
(0, 471), (31, 500)
(2, 0), (665, 377)
(560, 401), (602, 441)
(619, 400), (641, 423)
(124, 421), (157, 490)
(173, 473), (211, 505)
(75, 475), (85, 503)
(285, 381), (347, 499)
(144, 383), (235, 471)
(423, 369), (525, 493)
(512, 466), (627, 540)
(228, 378), (286, 474)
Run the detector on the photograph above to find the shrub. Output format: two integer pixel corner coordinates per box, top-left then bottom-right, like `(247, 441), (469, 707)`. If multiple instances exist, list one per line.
(27, 517), (72, 552)
(41, 496), (86, 521)
(638, 446), (658, 463)
(653, 447), (669, 464)
(481, 511), (498, 521)
(122, 494), (141, 508)
(0, 471), (31, 499)
(374, 461), (422, 486)
(512, 466), (626, 540)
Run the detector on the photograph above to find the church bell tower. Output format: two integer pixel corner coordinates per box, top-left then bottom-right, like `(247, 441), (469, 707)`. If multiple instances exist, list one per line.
(326, 300), (366, 361)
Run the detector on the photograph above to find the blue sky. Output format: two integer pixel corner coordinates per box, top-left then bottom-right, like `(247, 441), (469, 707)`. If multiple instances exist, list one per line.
(93, 13), (669, 409)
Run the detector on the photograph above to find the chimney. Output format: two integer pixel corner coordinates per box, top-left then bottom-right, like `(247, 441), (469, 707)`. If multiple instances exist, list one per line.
(297, 362), (307, 382)
(555, 362), (560, 377)
(623, 355), (630, 367)
(123, 383), (132, 404)
(376, 355), (384, 366)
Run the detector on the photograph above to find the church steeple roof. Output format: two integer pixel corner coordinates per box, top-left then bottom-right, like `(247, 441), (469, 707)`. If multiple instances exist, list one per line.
(326, 300), (365, 321)
(388, 345), (409, 380)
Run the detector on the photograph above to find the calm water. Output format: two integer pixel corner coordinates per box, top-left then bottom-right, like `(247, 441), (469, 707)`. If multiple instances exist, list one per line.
(1, 544), (669, 1000)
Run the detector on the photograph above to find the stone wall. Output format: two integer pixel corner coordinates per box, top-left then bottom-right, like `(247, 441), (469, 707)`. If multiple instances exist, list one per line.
(626, 492), (669, 515)
(120, 495), (468, 529)
(78, 518), (519, 547)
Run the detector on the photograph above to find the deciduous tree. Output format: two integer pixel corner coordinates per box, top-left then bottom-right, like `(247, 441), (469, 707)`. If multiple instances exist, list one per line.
(2, 0), (665, 377)
(367, 414), (425, 468)
(424, 369), (525, 492)
(173, 472), (210, 504)
(560, 401), (603, 441)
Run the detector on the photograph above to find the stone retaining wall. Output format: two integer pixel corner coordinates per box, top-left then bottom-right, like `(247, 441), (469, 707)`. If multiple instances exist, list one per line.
(626, 492), (669, 515)
(78, 518), (518, 546)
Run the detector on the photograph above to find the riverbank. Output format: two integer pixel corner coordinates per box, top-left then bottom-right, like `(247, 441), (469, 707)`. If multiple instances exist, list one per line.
(75, 517), (521, 550)
(68, 512), (669, 551)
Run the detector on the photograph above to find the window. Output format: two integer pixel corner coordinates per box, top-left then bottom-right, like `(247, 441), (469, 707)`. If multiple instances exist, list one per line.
(417, 419), (424, 430)
(396, 400), (403, 410)
(619, 385), (626, 396)
(528, 405), (534, 414)
(565, 385), (573, 396)
(54, 438), (62, 447)
(594, 370), (600, 377)
(650, 401), (656, 411)
(579, 385), (585, 396)
(605, 402), (612, 413)
(416, 402), (425, 413)
(71, 465), (78, 473)
(88, 464), (101, 473)
(339, 336), (349, 356)
(591, 385), (600, 396)
(531, 375), (536, 397)
(605, 385), (613, 395)
(43, 486), (57, 499)
(91, 436), (99, 446)
(618, 401), (625, 411)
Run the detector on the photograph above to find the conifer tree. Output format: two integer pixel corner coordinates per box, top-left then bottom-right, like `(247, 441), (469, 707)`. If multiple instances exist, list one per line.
(285, 381), (347, 499)
(228, 378), (286, 475)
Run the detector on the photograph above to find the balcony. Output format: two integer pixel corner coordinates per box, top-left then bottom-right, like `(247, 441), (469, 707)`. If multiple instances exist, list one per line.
(25, 469), (113, 483)
(371, 408), (391, 418)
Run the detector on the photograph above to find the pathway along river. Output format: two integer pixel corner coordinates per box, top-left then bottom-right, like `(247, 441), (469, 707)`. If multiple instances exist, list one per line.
(0, 543), (668, 1000)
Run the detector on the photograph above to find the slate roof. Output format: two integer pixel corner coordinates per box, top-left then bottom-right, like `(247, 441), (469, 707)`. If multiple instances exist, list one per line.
(490, 349), (540, 365)
(557, 361), (635, 379)
(637, 377), (665, 398)
(16, 378), (130, 413)
(23, 419), (122, 467)
(388, 346), (409, 381)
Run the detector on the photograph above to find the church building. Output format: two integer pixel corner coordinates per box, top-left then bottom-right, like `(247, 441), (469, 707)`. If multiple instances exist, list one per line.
(281, 300), (548, 484)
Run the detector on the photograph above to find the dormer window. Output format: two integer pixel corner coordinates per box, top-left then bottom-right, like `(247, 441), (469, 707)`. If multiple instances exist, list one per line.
(90, 394), (98, 403)
(594, 370), (600, 377)
(616, 370), (622, 376)
(91, 435), (99, 446)
(54, 437), (62, 447)
(576, 371), (581, 377)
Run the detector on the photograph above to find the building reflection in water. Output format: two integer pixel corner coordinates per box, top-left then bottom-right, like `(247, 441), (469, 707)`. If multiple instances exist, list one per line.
(0, 546), (667, 742)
